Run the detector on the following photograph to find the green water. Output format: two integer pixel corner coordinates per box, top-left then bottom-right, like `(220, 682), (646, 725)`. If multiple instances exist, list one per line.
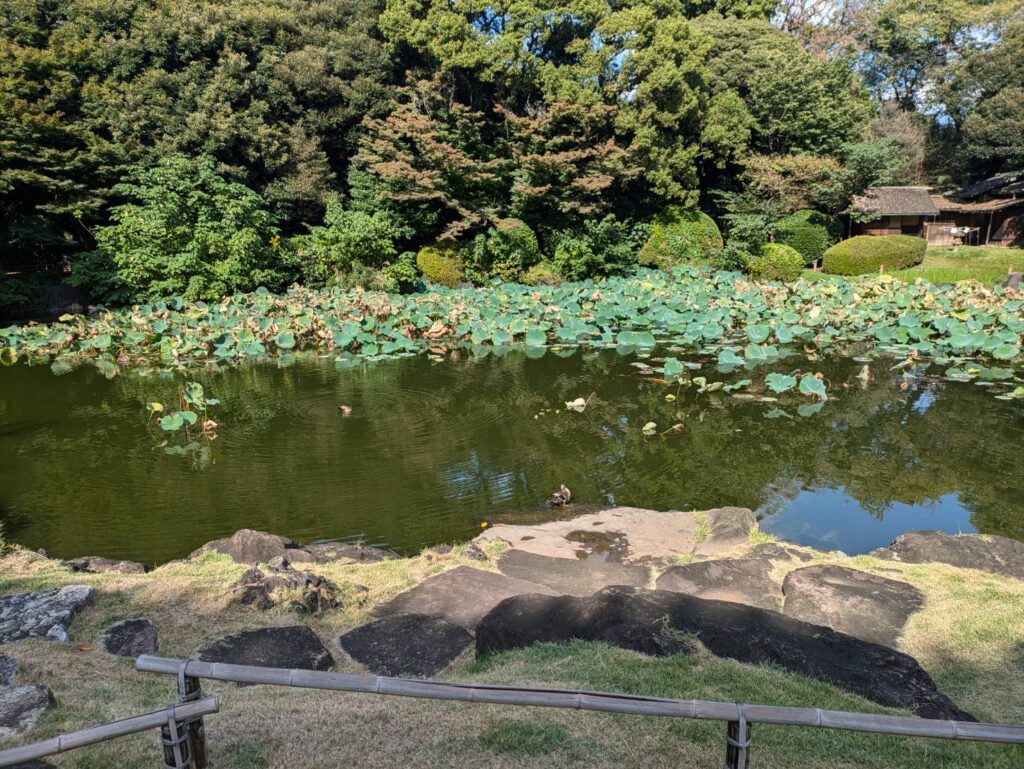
(0, 349), (1021, 565)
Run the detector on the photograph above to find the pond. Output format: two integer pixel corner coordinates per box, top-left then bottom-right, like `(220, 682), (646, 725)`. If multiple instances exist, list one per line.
(0, 349), (1022, 566)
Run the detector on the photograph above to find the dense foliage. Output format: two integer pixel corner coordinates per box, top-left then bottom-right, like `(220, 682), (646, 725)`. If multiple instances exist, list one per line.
(748, 243), (805, 281)
(1, 0), (1022, 308)
(776, 210), (838, 266)
(823, 235), (927, 276)
(638, 209), (723, 270)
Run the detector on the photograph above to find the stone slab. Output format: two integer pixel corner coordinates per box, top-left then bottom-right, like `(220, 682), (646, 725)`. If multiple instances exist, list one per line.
(102, 619), (159, 658)
(373, 566), (557, 630)
(199, 625), (334, 672)
(496, 550), (650, 596)
(0, 685), (55, 739)
(0, 586), (94, 645)
(655, 558), (782, 611)
(872, 531), (1024, 580)
(0, 655), (17, 687)
(338, 614), (472, 677)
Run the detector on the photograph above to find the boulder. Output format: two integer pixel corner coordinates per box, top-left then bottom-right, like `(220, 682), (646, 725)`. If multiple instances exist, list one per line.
(101, 619), (159, 658)
(0, 585), (94, 645)
(782, 565), (924, 648)
(478, 507), (757, 563)
(655, 558), (782, 611)
(304, 542), (399, 564)
(0, 655), (17, 687)
(475, 586), (972, 721)
(496, 550), (650, 596)
(190, 529), (397, 566)
(0, 685), (55, 738)
(872, 531), (1024, 579)
(199, 626), (334, 672)
(64, 556), (146, 575)
(337, 614), (472, 677)
(374, 566), (557, 630)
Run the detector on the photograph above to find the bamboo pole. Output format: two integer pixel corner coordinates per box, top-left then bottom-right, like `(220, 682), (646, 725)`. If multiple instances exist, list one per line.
(0, 697), (219, 768)
(136, 656), (1024, 745)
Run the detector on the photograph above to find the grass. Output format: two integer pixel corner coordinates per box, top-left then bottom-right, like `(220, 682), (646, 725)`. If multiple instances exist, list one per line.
(805, 246), (1024, 285)
(0, 543), (1021, 768)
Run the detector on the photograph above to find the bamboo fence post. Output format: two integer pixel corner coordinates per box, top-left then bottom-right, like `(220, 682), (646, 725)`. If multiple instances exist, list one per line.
(724, 705), (751, 769)
(177, 663), (208, 769)
(160, 705), (192, 769)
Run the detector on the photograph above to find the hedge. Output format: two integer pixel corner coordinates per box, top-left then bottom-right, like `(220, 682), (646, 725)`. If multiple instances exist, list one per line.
(638, 208), (723, 270)
(775, 209), (837, 265)
(822, 235), (927, 275)
(748, 243), (805, 282)
(416, 240), (464, 287)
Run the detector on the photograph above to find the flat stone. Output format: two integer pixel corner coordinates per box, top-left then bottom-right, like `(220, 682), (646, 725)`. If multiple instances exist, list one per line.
(374, 566), (557, 630)
(478, 507), (756, 563)
(64, 556), (146, 575)
(475, 586), (972, 721)
(0, 685), (55, 738)
(747, 542), (817, 562)
(102, 619), (159, 658)
(655, 558), (782, 611)
(872, 531), (1024, 579)
(190, 529), (398, 566)
(199, 626), (334, 672)
(496, 550), (650, 596)
(0, 655), (17, 687)
(337, 614), (472, 677)
(0, 586), (94, 645)
(782, 565), (925, 648)
(304, 542), (399, 564)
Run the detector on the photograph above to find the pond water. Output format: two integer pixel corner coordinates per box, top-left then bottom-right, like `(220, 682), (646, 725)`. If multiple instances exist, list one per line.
(1, 349), (1022, 565)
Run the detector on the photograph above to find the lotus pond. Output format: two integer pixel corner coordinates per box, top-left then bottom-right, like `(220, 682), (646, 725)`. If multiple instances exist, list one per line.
(1, 345), (1022, 566)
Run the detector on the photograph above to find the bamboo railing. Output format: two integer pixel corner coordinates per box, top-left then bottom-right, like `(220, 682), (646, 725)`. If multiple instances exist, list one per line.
(0, 697), (219, 768)
(136, 655), (1024, 769)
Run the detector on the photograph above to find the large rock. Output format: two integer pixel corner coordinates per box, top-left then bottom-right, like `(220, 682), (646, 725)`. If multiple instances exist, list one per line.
(199, 626), (334, 672)
(374, 566), (557, 630)
(478, 507), (757, 562)
(872, 531), (1024, 579)
(0, 685), (55, 738)
(337, 614), (472, 677)
(190, 529), (397, 566)
(0, 585), (94, 645)
(64, 556), (146, 575)
(655, 558), (782, 611)
(475, 586), (972, 721)
(0, 655), (17, 687)
(782, 565), (924, 648)
(102, 619), (159, 658)
(496, 550), (650, 596)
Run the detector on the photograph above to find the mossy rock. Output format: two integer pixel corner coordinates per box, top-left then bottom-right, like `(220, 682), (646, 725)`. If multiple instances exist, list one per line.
(521, 261), (562, 286)
(776, 210), (838, 265)
(822, 235), (926, 276)
(748, 243), (804, 282)
(416, 241), (465, 288)
(638, 208), (723, 270)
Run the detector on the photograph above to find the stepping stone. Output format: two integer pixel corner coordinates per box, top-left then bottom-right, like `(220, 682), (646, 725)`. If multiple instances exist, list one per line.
(782, 565), (925, 648)
(496, 550), (650, 596)
(374, 566), (557, 630)
(0, 685), (55, 738)
(65, 556), (146, 575)
(475, 586), (971, 722)
(0, 585), (94, 645)
(747, 542), (817, 562)
(199, 626), (334, 672)
(0, 655), (17, 687)
(338, 614), (472, 677)
(102, 619), (159, 658)
(655, 558), (782, 611)
(478, 507), (757, 562)
(872, 531), (1024, 579)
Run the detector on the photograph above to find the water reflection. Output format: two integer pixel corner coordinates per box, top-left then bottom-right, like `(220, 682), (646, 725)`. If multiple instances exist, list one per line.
(0, 348), (1021, 565)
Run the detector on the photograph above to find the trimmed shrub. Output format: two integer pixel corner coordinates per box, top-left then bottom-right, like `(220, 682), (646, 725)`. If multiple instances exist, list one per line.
(775, 210), (837, 265)
(822, 235), (926, 275)
(416, 240), (464, 287)
(748, 243), (805, 282)
(521, 261), (562, 286)
(638, 208), (723, 270)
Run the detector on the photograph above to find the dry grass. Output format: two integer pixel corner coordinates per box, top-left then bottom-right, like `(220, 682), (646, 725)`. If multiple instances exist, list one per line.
(0, 543), (1021, 768)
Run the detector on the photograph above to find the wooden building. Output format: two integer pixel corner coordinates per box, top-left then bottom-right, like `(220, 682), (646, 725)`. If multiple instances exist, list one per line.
(848, 187), (939, 238)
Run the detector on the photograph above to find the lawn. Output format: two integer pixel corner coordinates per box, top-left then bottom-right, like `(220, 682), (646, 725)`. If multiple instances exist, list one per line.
(887, 246), (1024, 284)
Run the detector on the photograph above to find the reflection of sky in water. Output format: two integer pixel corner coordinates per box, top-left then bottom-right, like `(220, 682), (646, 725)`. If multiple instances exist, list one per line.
(758, 487), (977, 555)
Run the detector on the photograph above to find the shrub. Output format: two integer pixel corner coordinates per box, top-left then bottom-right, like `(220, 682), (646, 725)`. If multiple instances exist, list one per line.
(416, 241), (464, 287)
(521, 261), (562, 286)
(638, 208), (723, 269)
(775, 210), (837, 265)
(550, 215), (645, 280)
(382, 251), (423, 293)
(466, 219), (541, 282)
(822, 235), (926, 275)
(291, 200), (399, 287)
(748, 243), (805, 282)
(79, 155), (290, 302)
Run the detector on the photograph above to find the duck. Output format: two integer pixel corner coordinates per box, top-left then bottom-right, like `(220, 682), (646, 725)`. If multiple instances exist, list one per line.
(551, 484), (572, 508)
(338, 405), (353, 416)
